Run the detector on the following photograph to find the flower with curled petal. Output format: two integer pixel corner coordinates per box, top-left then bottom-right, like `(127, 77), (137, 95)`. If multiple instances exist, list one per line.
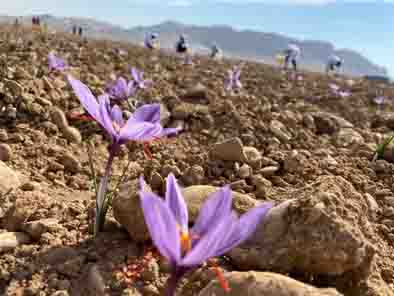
(139, 173), (273, 295)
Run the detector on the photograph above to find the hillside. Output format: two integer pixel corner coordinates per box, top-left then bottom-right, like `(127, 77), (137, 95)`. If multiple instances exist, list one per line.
(0, 15), (388, 77)
(0, 23), (394, 296)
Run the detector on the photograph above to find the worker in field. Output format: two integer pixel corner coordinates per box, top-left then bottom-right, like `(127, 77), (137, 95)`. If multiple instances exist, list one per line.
(176, 34), (189, 54)
(283, 43), (301, 71)
(175, 34), (193, 64)
(210, 43), (222, 59)
(326, 54), (343, 74)
(145, 33), (159, 50)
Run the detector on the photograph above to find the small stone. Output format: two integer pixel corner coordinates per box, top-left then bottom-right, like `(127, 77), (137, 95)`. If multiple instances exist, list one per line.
(140, 259), (160, 282)
(364, 193), (379, 220)
(0, 161), (20, 193)
(149, 172), (164, 190)
(0, 232), (31, 253)
(51, 108), (69, 129)
(0, 129), (8, 141)
(22, 218), (61, 240)
(0, 144), (12, 161)
(62, 126), (82, 143)
(210, 138), (247, 162)
(161, 164), (181, 177)
(270, 120), (292, 143)
(4, 79), (24, 97)
(60, 153), (81, 174)
(183, 165), (205, 185)
(238, 164), (252, 179)
(20, 181), (40, 191)
(259, 166), (279, 177)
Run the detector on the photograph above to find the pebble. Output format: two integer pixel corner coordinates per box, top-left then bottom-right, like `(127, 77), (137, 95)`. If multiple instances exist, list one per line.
(0, 143), (12, 161)
(62, 126), (82, 143)
(60, 153), (81, 174)
(0, 232), (31, 253)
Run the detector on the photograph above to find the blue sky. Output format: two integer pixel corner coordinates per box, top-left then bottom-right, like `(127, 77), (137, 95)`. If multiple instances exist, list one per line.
(2, 0), (393, 76)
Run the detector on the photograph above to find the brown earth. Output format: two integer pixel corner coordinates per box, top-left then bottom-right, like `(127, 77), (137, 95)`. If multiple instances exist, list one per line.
(0, 24), (393, 296)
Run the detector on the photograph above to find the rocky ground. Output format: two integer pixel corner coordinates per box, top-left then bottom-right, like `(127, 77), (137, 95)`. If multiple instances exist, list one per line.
(0, 24), (394, 296)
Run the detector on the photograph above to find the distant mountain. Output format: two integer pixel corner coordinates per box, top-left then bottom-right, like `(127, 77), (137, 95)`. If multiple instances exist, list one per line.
(0, 15), (387, 77)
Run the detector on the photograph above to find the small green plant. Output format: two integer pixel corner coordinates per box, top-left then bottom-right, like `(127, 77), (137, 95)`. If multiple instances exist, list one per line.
(373, 135), (394, 161)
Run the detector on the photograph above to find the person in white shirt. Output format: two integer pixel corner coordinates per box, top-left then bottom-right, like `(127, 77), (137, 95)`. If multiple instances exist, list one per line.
(145, 33), (159, 50)
(326, 54), (343, 74)
(283, 44), (301, 71)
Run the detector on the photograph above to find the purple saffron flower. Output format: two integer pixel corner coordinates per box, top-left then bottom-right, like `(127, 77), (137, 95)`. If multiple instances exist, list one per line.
(139, 174), (273, 295)
(106, 77), (136, 101)
(48, 52), (67, 72)
(131, 67), (152, 90)
(338, 90), (351, 98)
(329, 83), (340, 92)
(373, 96), (385, 105)
(68, 75), (180, 235)
(225, 66), (242, 91)
(67, 75), (179, 145)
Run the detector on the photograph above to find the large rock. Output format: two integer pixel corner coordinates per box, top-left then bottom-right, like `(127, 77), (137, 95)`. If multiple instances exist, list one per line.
(0, 161), (20, 193)
(113, 181), (261, 242)
(199, 272), (343, 296)
(229, 176), (375, 279)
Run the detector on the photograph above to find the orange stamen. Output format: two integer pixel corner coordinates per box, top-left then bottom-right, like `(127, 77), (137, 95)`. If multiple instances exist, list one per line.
(180, 231), (192, 253)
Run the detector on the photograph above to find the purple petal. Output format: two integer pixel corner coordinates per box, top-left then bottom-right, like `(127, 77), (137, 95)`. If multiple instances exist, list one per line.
(49, 52), (66, 71)
(181, 212), (238, 267)
(139, 188), (181, 265)
(119, 119), (162, 142)
(214, 202), (273, 256)
(235, 80), (242, 89)
(98, 94), (117, 140)
(192, 186), (232, 237)
(110, 105), (125, 127)
(131, 67), (141, 83)
(67, 75), (101, 123)
(165, 174), (188, 231)
(234, 68), (241, 80)
(127, 81), (137, 97)
(107, 77), (128, 100)
(132, 104), (161, 124)
(160, 127), (182, 137)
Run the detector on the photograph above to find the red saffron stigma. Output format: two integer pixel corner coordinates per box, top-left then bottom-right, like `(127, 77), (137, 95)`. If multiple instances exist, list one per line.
(210, 263), (230, 293)
(67, 112), (95, 122)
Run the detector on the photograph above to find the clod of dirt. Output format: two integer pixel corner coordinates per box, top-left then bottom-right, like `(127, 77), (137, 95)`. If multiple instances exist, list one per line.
(229, 176), (375, 278)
